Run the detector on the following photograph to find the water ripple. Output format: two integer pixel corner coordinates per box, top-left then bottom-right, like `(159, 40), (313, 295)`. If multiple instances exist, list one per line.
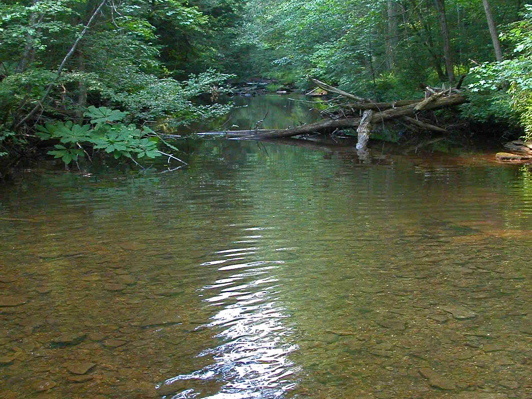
(159, 228), (298, 398)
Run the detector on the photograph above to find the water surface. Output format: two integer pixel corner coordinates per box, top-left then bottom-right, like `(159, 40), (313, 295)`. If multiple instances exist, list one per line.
(0, 140), (530, 398)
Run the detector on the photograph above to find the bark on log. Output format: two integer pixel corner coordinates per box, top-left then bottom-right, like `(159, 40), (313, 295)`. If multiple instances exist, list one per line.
(414, 91), (446, 111)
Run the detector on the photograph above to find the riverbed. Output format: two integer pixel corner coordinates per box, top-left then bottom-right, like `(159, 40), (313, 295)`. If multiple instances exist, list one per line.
(1, 99), (531, 398)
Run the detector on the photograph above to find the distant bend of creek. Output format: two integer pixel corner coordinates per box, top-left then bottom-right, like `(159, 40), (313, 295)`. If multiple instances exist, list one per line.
(1, 94), (531, 398)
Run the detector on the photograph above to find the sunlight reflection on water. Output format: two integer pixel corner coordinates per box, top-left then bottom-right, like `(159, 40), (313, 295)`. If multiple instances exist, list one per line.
(159, 235), (300, 398)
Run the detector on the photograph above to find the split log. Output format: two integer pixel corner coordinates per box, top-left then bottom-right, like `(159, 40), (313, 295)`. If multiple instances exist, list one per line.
(356, 110), (374, 151)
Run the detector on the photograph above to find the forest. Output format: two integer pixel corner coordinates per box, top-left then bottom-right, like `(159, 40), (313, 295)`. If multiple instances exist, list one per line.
(0, 0), (531, 168)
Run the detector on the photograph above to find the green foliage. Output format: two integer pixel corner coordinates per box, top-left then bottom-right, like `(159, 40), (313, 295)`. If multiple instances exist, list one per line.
(466, 5), (532, 138)
(0, 0), (235, 164)
(35, 107), (161, 165)
(0, 128), (15, 158)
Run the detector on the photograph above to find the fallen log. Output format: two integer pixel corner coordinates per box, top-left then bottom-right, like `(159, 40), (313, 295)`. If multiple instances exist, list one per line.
(229, 93), (467, 140)
(226, 118), (362, 139)
(342, 99), (419, 111)
(311, 78), (371, 103)
(194, 81), (468, 150)
(401, 116), (448, 133)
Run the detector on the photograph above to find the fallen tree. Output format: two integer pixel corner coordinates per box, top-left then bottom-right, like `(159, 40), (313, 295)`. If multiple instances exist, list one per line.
(201, 80), (468, 150)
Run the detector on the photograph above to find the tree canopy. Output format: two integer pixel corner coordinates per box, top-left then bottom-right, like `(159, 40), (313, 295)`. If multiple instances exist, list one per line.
(0, 0), (531, 166)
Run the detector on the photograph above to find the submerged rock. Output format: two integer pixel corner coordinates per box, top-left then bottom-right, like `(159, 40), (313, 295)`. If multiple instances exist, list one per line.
(66, 361), (96, 375)
(67, 375), (94, 383)
(440, 305), (477, 320)
(0, 275), (18, 283)
(419, 368), (456, 390)
(33, 380), (57, 392)
(50, 333), (87, 347)
(103, 339), (128, 348)
(0, 295), (28, 307)
(0, 355), (16, 365)
(104, 283), (127, 292)
(454, 393), (508, 399)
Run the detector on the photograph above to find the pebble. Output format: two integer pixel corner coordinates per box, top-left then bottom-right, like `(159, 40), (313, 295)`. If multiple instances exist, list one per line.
(375, 318), (407, 331)
(419, 368), (456, 390)
(498, 380), (519, 389)
(119, 242), (147, 251)
(88, 332), (108, 342)
(482, 344), (505, 352)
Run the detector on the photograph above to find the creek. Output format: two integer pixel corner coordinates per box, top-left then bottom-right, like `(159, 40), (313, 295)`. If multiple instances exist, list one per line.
(0, 95), (531, 398)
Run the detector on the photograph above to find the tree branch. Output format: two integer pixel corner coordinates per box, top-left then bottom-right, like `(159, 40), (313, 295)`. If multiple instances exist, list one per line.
(15, 0), (108, 129)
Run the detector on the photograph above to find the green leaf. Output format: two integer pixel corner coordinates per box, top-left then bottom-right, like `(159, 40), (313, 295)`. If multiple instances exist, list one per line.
(84, 106), (128, 124)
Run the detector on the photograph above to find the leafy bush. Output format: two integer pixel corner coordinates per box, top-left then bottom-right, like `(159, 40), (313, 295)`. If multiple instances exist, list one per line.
(36, 107), (161, 165)
(466, 5), (532, 139)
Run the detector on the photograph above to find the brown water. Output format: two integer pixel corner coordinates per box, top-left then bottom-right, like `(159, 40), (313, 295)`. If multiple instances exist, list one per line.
(1, 140), (531, 399)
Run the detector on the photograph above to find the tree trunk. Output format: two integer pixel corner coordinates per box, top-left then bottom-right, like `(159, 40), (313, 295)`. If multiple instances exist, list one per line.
(386, 0), (400, 70)
(406, 0), (446, 81)
(482, 0), (503, 61)
(16, 0), (41, 73)
(433, 0), (455, 82)
(76, 51), (87, 123)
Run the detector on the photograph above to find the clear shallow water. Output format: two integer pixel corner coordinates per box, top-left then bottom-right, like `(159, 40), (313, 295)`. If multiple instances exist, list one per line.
(0, 140), (531, 399)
